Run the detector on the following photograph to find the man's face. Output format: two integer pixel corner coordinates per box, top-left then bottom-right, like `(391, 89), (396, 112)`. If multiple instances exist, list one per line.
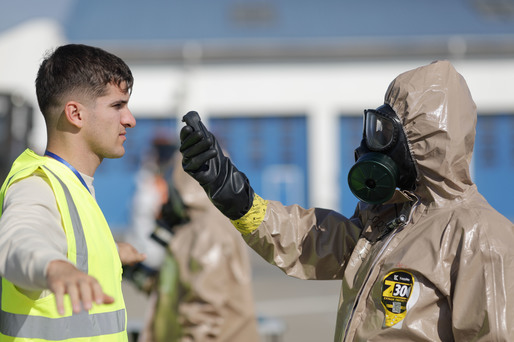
(82, 82), (136, 160)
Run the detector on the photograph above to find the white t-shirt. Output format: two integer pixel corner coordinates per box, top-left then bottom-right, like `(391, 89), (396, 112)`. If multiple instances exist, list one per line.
(0, 169), (95, 292)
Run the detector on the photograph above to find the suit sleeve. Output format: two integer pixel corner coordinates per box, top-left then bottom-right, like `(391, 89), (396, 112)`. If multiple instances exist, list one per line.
(450, 211), (514, 341)
(242, 199), (363, 280)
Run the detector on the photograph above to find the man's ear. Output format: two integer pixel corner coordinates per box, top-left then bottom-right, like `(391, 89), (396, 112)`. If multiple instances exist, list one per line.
(63, 101), (84, 128)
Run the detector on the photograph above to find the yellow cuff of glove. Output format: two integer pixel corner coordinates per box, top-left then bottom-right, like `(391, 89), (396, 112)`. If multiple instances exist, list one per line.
(231, 194), (268, 235)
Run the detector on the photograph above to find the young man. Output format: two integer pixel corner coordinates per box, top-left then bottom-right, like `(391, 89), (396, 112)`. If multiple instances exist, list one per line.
(0, 44), (145, 341)
(179, 60), (514, 341)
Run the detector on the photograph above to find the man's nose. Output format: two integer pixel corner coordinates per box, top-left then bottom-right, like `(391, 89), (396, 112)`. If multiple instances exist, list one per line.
(123, 108), (136, 128)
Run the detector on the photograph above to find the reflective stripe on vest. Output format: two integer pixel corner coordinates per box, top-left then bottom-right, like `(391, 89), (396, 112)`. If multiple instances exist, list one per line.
(0, 297), (125, 340)
(0, 166), (125, 340)
(45, 167), (88, 273)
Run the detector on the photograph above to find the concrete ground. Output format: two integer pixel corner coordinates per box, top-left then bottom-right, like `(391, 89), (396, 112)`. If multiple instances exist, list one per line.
(123, 246), (342, 342)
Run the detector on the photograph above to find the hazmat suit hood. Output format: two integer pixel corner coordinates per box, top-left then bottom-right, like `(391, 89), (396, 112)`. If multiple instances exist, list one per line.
(384, 60), (476, 205)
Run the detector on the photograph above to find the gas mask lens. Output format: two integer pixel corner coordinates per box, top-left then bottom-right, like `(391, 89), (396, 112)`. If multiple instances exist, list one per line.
(365, 110), (396, 151)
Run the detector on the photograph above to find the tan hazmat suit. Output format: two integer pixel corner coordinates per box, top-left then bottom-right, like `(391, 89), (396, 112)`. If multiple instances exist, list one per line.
(239, 60), (514, 341)
(140, 156), (260, 342)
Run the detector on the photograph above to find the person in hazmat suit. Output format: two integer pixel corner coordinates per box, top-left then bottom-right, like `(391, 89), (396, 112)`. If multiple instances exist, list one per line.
(123, 137), (180, 294)
(178, 60), (514, 341)
(126, 145), (261, 342)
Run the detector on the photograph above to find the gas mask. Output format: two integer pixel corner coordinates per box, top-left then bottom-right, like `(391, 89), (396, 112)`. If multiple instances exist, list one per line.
(347, 104), (417, 204)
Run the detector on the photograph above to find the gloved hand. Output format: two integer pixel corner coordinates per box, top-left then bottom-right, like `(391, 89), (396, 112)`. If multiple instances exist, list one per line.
(151, 183), (190, 247)
(179, 111), (254, 220)
(159, 182), (189, 229)
(122, 262), (158, 295)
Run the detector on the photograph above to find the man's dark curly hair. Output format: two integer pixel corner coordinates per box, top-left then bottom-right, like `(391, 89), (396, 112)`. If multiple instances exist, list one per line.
(35, 44), (134, 118)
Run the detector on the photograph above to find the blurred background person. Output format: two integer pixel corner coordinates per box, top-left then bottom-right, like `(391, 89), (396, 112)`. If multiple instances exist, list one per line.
(123, 136), (178, 293)
(124, 136), (260, 342)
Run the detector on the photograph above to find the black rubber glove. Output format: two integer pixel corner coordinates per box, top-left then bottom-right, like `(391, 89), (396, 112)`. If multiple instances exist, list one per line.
(150, 182), (190, 247)
(179, 111), (254, 220)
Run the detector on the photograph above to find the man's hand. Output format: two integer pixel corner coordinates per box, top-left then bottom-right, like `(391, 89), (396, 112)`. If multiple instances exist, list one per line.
(117, 241), (146, 266)
(46, 260), (114, 315)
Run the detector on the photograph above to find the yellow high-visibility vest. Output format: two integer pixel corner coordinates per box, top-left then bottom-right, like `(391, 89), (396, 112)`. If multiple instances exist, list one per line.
(0, 149), (127, 341)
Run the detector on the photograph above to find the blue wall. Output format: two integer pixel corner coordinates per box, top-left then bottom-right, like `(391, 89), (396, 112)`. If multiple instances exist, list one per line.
(210, 115), (309, 208)
(338, 116), (362, 216)
(474, 114), (514, 222)
(95, 115), (309, 232)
